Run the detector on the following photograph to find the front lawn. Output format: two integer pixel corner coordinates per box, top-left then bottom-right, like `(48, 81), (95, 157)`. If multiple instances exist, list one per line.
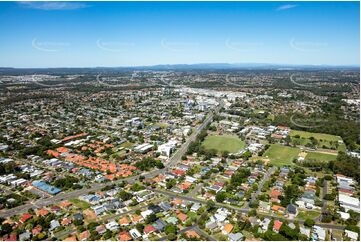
(296, 210), (321, 220)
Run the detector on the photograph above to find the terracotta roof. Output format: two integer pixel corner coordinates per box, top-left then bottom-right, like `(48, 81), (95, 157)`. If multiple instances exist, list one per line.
(63, 235), (77, 241)
(36, 208), (49, 217)
(270, 189), (282, 198)
(79, 231), (90, 241)
(144, 224), (156, 234)
(59, 200), (72, 208)
(176, 212), (188, 222)
(131, 215), (143, 223)
(223, 223), (234, 234)
(32, 225), (42, 235)
(61, 218), (72, 226)
(186, 230), (200, 239)
(119, 231), (132, 241)
(118, 217), (130, 226)
(273, 220), (283, 232)
(19, 213), (32, 223)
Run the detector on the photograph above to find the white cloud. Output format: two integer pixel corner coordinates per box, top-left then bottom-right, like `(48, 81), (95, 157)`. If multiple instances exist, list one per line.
(18, 1), (89, 10)
(276, 4), (297, 11)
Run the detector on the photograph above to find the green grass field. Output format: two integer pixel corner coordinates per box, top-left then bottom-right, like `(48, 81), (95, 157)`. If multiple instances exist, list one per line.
(202, 135), (246, 153)
(70, 198), (90, 209)
(305, 152), (337, 162)
(290, 130), (345, 151)
(120, 141), (134, 149)
(262, 144), (300, 166)
(290, 130), (341, 141)
(296, 210), (321, 220)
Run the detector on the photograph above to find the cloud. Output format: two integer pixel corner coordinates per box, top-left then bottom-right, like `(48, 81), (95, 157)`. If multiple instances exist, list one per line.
(276, 4), (297, 11)
(18, 1), (89, 10)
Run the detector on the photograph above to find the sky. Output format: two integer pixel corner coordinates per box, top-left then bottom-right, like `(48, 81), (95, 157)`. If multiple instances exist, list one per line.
(0, 1), (359, 68)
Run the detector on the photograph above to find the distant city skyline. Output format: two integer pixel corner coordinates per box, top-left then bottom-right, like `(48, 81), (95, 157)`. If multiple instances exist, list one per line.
(0, 1), (359, 68)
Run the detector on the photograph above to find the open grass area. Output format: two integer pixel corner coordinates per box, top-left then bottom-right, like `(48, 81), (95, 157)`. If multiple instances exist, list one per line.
(296, 210), (321, 220)
(120, 141), (134, 149)
(70, 198), (90, 209)
(262, 144), (300, 166)
(154, 122), (169, 128)
(290, 130), (341, 141)
(305, 152), (337, 162)
(290, 130), (345, 151)
(202, 135), (246, 153)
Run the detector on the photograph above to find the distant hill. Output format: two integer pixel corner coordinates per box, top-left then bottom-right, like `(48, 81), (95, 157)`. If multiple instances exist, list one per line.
(0, 63), (358, 74)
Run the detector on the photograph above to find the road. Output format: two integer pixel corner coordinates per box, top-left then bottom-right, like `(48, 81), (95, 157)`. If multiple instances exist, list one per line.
(192, 226), (217, 241)
(150, 188), (346, 231)
(0, 101), (221, 219)
(148, 188), (250, 213)
(318, 179), (328, 222)
(189, 183), (203, 198)
(247, 166), (276, 208)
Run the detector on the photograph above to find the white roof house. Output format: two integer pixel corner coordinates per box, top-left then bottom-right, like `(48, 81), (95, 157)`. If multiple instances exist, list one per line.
(345, 230), (359, 241)
(105, 220), (119, 231)
(338, 194), (360, 212)
(157, 140), (177, 157)
(141, 209), (153, 219)
(312, 226), (326, 241)
(337, 211), (350, 220)
(129, 228), (142, 240)
(300, 226), (311, 238)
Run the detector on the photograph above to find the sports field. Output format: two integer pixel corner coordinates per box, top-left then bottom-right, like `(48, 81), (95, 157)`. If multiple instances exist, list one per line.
(262, 144), (300, 166)
(305, 152), (337, 162)
(202, 135), (246, 153)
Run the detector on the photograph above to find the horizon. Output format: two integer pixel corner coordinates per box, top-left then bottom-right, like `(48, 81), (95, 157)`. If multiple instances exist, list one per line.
(0, 1), (360, 68)
(0, 62), (360, 70)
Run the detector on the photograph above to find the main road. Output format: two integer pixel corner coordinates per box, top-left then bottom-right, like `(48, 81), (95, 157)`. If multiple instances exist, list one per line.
(0, 100), (222, 219)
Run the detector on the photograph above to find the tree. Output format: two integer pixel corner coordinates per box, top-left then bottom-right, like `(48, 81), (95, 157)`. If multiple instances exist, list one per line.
(167, 233), (177, 241)
(304, 218), (315, 227)
(215, 192), (227, 203)
(242, 150), (252, 160)
(135, 223), (144, 233)
(166, 179), (176, 189)
(0, 223), (12, 236)
(279, 224), (298, 240)
(118, 190), (133, 201)
(206, 200), (215, 210)
(164, 224), (178, 235)
(145, 213), (157, 224)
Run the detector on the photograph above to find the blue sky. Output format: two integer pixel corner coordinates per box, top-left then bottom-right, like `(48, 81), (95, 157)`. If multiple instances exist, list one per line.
(0, 1), (359, 67)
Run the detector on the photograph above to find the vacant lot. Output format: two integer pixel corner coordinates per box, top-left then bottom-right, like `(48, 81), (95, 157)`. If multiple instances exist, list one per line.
(305, 152), (337, 162)
(262, 144), (300, 166)
(70, 198), (90, 209)
(202, 135), (246, 153)
(297, 210), (321, 220)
